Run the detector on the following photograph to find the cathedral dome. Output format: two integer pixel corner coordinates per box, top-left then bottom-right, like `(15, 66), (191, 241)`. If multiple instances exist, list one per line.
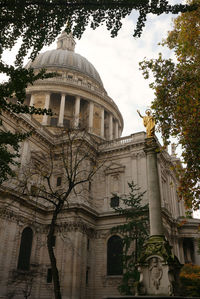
(26, 31), (103, 86)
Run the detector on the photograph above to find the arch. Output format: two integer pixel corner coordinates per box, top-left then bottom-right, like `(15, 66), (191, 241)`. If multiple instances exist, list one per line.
(107, 235), (123, 275)
(17, 227), (33, 270)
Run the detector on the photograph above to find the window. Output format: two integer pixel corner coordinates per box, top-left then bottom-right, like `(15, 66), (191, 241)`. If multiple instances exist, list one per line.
(63, 119), (70, 129)
(56, 177), (62, 187)
(17, 227), (33, 271)
(110, 195), (119, 208)
(86, 267), (89, 285)
(107, 235), (123, 275)
(47, 268), (52, 283)
(50, 117), (58, 127)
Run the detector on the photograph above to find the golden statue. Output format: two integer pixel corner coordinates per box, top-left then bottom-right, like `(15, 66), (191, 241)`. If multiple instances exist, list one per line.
(137, 109), (155, 138)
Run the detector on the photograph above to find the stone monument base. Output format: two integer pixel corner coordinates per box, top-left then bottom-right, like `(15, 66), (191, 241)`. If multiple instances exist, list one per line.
(137, 235), (181, 296)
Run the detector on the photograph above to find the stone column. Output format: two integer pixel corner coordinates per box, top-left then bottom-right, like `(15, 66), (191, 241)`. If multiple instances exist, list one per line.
(115, 120), (119, 139)
(42, 93), (51, 125)
(118, 127), (122, 138)
(144, 138), (163, 236)
(58, 93), (66, 126)
(138, 137), (181, 296)
(88, 101), (94, 133)
(29, 94), (35, 106)
(193, 239), (200, 265)
(74, 96), (80, 128)
(109, 114), (113, 140)
(100, 108), (104, 138)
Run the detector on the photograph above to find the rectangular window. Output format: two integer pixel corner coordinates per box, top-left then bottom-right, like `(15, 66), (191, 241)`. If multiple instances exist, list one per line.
(63, 119), (70, 129)
(56, 177), (62, 187)
(86, 267), (89, 285)
(50, 117), (58, 127)
(47, 268), (52, 283)
(110, 195), (119, 208)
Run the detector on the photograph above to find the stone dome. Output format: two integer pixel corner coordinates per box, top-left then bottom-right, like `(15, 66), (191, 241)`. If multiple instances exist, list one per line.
(26, 31), (103, 87)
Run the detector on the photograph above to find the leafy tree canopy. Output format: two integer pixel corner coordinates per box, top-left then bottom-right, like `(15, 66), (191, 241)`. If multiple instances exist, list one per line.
(139, 0), (200, 209)
(0, 0), (197, 65)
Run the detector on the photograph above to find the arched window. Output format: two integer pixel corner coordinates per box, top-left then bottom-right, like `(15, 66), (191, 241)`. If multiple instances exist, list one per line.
(107, 235), (123, 275)
(17, 227), (33, 270)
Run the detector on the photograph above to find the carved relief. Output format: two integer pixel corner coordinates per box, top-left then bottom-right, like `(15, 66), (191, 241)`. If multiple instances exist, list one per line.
(149, 257), (163, 290)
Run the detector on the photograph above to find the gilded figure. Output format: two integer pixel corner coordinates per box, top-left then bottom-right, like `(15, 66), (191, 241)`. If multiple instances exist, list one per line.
(137, 109), (155, 138)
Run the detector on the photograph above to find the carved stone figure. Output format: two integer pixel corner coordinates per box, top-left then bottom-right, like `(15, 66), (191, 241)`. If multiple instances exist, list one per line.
(149, 257), (163, 290)
(137, 109), (155, 138)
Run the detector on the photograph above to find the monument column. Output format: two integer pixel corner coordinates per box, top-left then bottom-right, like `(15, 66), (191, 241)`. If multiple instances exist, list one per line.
(100, 108), (104, 138)
(42, 93), (51, 125)
(145, 138), (163, 236)
(58, 93), (66, 126)
(138, 137), (181, 296)
(88, 101), (94, 133)
(74, 96), (80, 128)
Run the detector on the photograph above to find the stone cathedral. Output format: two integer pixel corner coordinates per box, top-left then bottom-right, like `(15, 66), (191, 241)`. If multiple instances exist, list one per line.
(0, 32), (200, 299)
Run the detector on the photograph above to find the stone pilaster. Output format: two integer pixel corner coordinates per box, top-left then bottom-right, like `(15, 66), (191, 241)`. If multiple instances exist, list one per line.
(29, 94), (35, 106)
(42, 93), (51, 125)
(109, 114), (113, 140)
(100, 108), (104, 138)
(88, 101), (94, 133)
(58, 93), (66, 126)
(115, 121), (119, 139)
(74, 96), (80, 128)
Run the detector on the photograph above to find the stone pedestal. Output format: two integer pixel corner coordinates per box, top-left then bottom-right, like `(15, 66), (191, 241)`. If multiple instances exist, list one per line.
(137, 138), (181, 296)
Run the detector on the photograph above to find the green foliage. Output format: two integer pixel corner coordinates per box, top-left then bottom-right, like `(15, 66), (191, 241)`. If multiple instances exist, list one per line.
(179, 264), (200, 297)
(111, 182), (149, 295)
(1, 0), (195, 64)
(139, 0), (200, 209)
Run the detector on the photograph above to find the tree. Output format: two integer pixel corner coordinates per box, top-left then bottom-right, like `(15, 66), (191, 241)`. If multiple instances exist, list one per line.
(139, 0), (200, 209)
(0, 0), (197, 184)
(12, 128), (104, 299)
(111, 182), (149, 295)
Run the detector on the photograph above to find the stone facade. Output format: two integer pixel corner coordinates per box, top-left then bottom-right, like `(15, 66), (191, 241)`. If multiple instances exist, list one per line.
(0, 32), (200, 299)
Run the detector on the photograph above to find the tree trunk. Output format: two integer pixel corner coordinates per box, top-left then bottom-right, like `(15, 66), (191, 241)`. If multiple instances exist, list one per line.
(47, 202), (64, 299)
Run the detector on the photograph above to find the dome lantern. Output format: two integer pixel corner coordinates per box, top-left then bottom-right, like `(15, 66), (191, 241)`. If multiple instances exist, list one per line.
(57, 31), (76, 52)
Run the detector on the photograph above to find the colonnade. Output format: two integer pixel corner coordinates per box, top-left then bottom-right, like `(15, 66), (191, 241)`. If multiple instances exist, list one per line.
(29, 93), (121, 140)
